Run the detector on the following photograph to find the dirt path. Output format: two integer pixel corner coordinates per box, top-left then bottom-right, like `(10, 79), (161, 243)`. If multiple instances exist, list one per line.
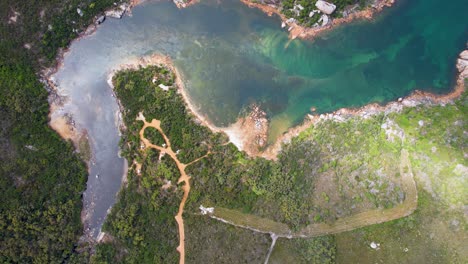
(209, 149), (417, 239)
(264, 234), (278, 264)
(137, 113), (210, 264)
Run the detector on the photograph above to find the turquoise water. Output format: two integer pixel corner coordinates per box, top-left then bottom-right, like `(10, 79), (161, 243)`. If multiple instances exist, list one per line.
(53, 0), (466, 237)
(172, 0), (467, 136)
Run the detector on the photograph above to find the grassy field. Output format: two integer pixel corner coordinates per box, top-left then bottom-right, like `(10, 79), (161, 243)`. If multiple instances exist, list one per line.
(336, 96), (467, 263)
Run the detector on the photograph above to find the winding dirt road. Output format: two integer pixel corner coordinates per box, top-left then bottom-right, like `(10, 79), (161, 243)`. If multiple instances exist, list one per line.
(137, 113), (210, 264)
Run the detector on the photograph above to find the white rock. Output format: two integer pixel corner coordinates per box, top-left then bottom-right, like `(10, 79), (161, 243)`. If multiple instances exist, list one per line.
(315, 0), (336, 15)
(318, 14), (329, 26)
(9, 11), (20, 24)
(281, 22), (286, 28)
(77, 8), (84, 17)
(199, 205), (214, 215)
(309, 10), (320, 18)
(460, 50), (468, 60)
(286, 18), (296, 24)
(96, 15), (106, 25)
(295, 4), (304, 10)
(418, 120), (424, 127)
(370, 241), (380, 249)
(105, 3), (128, 19)
(159, 84), (170, 91)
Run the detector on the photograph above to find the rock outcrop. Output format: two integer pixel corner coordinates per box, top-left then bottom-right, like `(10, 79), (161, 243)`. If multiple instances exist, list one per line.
(456, 49), (468, 80)
(105, 3), (129, 19)
(96, 15), (105, 25)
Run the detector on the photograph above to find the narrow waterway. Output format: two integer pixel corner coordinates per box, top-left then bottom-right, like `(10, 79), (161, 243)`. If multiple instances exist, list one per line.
(52, 0), (467, 238)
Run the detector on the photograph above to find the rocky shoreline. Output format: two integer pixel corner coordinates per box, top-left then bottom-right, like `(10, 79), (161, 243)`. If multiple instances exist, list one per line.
(44, 0), (142, 154)
(106, 54), (225, 136)
(240, 0), (396, 40)
(260, 48), (468, 160)
(103, 47), (467, 161)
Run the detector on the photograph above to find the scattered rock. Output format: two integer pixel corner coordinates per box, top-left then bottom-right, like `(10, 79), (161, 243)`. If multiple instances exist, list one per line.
(418, 120), (424, 127)
(96, 15), (106, 25)
(457, 50), (468, 79)
(318, 14), (329, 26)
(370, 241), (380, 249)
(286, 18), (296, 24)
(309, 9), (320, 18)
(453, 164), (467, 176)
(24, 145), (37, 151)
(295, 4), (304, 11)
(8, 10), (20, 24)
(105, 3), (129, 19)
(199, 205), (214, 215)
(159, 84), (170, 91)
(173, 0), (187, 8)
(77, 8), (84, 17)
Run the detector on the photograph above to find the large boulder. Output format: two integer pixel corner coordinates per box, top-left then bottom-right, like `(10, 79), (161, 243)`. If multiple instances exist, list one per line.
(315, 0), (336, 15)
(457, 50), (468, 79)
(105, 3), (128, 19)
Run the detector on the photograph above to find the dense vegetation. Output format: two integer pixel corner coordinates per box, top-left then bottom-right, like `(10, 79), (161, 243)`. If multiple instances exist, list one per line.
(0, 0), (126, 262)
(94, 65), (413, 261)
(270, 236), (337, 263)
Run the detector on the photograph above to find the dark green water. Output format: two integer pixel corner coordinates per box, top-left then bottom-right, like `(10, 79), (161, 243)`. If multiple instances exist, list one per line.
(53, 0), (466, 237)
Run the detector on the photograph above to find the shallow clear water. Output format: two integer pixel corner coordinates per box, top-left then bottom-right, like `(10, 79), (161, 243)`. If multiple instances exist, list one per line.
(53, 0), (467, 237)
